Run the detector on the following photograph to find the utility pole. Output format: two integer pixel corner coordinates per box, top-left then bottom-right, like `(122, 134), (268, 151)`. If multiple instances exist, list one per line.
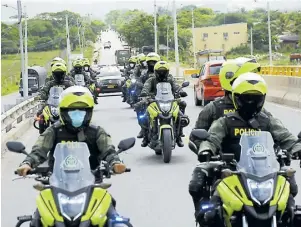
(250, 26), (253, 56)
(154, 0), (158, 53)
(17, 0), (27, 97)
(267, 1), (273, 65)
(166, 25), (169, 61)
(24, 5), (28, 97)
(192, 9), (196, 69)
(65, 15), (72, 72)
(77, 18), (82, 55)
(172, 0), (180, 77)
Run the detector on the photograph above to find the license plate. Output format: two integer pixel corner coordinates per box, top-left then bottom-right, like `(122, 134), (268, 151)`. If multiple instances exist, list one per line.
(107, 85), (115, 88)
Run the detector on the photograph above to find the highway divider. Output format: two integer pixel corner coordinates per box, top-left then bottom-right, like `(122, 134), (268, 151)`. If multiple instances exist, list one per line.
(182, 66), (301, 109)
(1, 97), (41, 154)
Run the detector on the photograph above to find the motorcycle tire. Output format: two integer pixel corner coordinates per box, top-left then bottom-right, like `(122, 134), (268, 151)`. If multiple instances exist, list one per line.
(162, 129), (173, 163)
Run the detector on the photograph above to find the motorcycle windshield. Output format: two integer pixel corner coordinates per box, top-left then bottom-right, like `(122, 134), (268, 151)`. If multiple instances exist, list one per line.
(75, 74), (85, 86)
(237, 131), (280, 178)
(49, 142), (95, 192)
(47, 87), (64, 107)
(155, 82), (174, 102)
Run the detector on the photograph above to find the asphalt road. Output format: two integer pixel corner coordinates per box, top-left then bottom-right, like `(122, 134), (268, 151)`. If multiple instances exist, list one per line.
(2, 31), (301, 227)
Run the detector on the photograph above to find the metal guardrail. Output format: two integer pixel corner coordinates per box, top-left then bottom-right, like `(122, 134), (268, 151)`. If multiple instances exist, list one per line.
(1, 97), (40, 134)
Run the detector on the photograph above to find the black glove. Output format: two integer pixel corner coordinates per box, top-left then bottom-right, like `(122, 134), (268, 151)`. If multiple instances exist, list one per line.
(198, 150), (212, 163)
(180, 91), (188, 97)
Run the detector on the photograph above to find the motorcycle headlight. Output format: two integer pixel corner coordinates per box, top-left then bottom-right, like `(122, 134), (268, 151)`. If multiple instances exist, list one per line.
(131, 79), (136, 83)
(247, 179), (274, 205)
(50, 106), (59, 117)
(58, 192), (87, 221)
(159, 102), (171, 112)
(131, 90), (135, 94)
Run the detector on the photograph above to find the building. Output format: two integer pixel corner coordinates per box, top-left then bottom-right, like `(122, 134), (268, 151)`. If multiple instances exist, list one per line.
(192, 23), (248, 54)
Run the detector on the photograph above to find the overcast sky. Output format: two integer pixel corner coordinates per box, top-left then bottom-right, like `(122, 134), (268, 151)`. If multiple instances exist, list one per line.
(2, 0), (301, 23)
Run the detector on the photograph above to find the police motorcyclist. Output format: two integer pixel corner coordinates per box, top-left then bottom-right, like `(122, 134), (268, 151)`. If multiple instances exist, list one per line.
(196, 73), (301, 225)
(16, 86), (128, 226)
(139, 61), (188, 147)
(135, 53), (161, 138)
(188, 58), (274, 215)
(122, 56), (138, 102)
(82, 59), (98, 104)
(46, 57), (74, 83)
(133, 53), (147, 79)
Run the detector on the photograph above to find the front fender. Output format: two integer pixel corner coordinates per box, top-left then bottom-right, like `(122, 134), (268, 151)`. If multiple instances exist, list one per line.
(159, 125), (174, 140)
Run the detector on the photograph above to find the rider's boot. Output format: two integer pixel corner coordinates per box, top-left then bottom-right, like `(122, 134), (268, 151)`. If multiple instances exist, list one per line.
(176, 136), (184, 147)
(141, 130), (149, 147)
(137, 128), (144, 138)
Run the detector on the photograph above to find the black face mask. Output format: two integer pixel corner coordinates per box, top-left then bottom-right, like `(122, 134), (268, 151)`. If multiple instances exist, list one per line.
(74, 67), (82, 74)
(156, 70), (168, 82)
(147, 61), (156, 73)
(53, 71), (65, 83)
(235, 94), (265, 120)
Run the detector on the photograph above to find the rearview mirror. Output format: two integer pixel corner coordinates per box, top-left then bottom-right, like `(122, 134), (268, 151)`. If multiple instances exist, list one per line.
(181, 81), (189, 88)
(221, 153), (235, 162)
(118, 137), (136, 152)
(191, 73), (199, 78)
(120, 69), (124, 72)
(6, 141), (27, 154)
(190, 129), (210, 141)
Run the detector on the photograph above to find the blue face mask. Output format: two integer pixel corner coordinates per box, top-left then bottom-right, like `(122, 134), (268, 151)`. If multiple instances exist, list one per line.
(67, 110), (86, 128)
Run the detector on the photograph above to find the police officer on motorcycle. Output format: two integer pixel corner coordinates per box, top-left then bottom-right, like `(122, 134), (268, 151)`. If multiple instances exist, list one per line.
(133, 53), (147, 78)
(46, 57), (75, 83)
(188, 58), (275, 214)
(36, 62), (74, 116)
(82, 59), (98, 104)
(139, 61), (188, 147)
(16, 86), (128, 227)
(195, 73), (301, 225)
(121, 56), (138, 102)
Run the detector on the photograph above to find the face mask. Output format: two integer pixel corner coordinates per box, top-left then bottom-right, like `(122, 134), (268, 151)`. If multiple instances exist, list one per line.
(129, 63), (135, 68)
(142, 61), (147, 67)
(84, 66), (89, 71)
(68, 110), (86, 128)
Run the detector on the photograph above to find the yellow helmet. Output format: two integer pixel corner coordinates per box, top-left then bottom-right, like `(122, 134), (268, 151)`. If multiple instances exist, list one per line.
(73, 60), (83, 67)
(137, 53), (146, 64)
(232, 72), (267, 119)
(129, 56), (138, 63)
(51, 62), (67, 73)
(51, 57), (66, 67)
(82, 60), (90, 66)
(219, 57), (261, 92)
(146, 52), (160, 62)
(154, 61), (170, 81)
(59, 86), (94, 128)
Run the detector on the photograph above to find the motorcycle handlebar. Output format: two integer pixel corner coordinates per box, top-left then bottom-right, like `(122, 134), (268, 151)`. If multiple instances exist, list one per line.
(14, 169), (38, 175)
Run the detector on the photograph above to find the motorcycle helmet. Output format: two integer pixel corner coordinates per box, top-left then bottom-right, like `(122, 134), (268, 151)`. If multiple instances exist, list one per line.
(73, 60), (84, 74)
(146, 52), (160, 73)
(59, 86), (94, 132)
(219, 57), (261, 93)
(51, 57), (66, 67)
(51, 62), (67, 83)
(82, 60), (90, 72)
(154, 61), (170, 82)
(137, 53), (147, 67)
(128, 56), (138, 69)
(232, 72), (267, 120)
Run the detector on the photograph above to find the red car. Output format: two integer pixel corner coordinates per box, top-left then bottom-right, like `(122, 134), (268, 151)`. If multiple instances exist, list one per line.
(191, 60), (225, 106)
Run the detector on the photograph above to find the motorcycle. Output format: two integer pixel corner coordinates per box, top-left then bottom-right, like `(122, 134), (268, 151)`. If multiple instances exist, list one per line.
(34, 87), (64, 134)
(127, 78), (142, 107)
(74, 74), (86, 86)
(6, 137), (136, 227)
(143, 81), (190, 163)
(194, 131), (301, 227)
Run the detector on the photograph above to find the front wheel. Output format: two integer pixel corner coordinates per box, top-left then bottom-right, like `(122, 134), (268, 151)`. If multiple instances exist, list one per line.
(161, 129), (173, 163)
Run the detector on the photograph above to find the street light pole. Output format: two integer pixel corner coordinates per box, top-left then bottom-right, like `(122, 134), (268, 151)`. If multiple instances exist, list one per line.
(77, 18), (82, 55)
(192, 9), (196, 69)
(65, 15), (72, 72)
(267, 1), (273, 65)
(24, 5), (28, 98)
(250, 26), (253, 56)
(154, 0), (158, 53)
(166, 25), (169, 61)
(17, 0), (27, 97)
(172, 0), (180, 77)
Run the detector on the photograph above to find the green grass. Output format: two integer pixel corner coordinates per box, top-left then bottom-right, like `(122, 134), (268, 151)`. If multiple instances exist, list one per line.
(72, 45), (94, 61)
(1, 50), (63, 95)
